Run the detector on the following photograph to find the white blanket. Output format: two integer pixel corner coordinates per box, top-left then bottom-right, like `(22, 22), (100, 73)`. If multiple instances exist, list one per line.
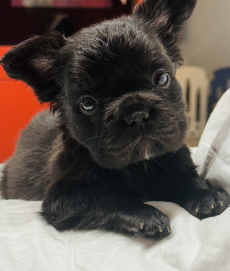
(1, 89), (230, 271)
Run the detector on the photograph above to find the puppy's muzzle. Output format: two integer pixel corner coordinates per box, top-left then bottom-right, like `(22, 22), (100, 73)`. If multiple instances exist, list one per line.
(115, 92), (160, 128)
(104, 92), (162, 130)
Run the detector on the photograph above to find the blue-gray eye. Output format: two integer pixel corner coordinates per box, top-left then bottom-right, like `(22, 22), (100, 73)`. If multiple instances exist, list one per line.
(154, 72), (169, 86)
(80, 97), (96, 112)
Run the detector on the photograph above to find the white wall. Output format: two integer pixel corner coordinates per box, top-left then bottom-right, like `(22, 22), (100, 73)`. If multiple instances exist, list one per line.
(182, 0), (230, 75)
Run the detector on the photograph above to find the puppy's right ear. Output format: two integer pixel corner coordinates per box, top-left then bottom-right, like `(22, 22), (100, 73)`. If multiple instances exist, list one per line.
(0, 32), (66, 103)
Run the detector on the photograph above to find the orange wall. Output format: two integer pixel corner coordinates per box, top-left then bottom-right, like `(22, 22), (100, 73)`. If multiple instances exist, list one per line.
(0, 46), (48, 163)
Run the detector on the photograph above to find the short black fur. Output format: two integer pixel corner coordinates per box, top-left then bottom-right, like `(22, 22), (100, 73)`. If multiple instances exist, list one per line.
(1, 0), (230, 239)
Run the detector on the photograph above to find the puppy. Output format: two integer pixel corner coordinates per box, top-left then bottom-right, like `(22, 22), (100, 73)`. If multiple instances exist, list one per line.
(1, 0), (230, 239)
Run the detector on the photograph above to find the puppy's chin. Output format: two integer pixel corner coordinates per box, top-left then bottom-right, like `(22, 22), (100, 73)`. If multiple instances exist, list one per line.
(91, 133), (186, 169)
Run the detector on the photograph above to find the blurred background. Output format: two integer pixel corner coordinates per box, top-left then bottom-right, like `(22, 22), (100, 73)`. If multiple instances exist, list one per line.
(0, 0), (229, 162)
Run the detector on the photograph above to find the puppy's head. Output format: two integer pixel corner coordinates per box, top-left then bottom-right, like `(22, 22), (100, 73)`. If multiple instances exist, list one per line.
(1, 0), (196, 168)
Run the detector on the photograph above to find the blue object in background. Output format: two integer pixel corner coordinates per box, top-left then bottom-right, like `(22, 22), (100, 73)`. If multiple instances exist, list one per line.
(208, 67), (230, 116)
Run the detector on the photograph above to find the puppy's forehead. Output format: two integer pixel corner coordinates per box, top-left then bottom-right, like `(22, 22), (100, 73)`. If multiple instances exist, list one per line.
(68, 18), (173, 96)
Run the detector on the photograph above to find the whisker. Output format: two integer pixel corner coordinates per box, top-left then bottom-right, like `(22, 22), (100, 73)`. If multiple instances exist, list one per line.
(152, 158), (169, 172)
(72, 135), (103, 155)
(146, 161), (158, 183)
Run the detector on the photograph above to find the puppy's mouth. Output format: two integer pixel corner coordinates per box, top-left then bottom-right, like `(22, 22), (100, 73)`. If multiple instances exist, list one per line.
(92, 135), (167, 169)
(90, 119), (186, 169)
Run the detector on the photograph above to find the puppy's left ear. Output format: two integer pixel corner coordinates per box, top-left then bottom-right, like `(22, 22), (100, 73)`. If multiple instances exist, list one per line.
(134, 0), (197, 65)
(1, 32), (67, 103)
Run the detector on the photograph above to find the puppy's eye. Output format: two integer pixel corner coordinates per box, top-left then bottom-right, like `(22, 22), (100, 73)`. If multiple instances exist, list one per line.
(154, 72), (169, 86)
(80, 97), (97, 112)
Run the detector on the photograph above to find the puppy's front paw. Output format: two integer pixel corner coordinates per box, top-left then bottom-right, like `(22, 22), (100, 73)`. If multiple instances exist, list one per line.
(117, 205), (170, 240)
(183, 189), (230, 219)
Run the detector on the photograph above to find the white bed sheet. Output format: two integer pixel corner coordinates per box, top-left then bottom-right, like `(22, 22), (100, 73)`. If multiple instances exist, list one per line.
(1, 89), (230, 271)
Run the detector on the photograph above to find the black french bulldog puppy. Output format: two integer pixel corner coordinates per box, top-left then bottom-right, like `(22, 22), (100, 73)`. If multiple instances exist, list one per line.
(1, 0), (230, 239)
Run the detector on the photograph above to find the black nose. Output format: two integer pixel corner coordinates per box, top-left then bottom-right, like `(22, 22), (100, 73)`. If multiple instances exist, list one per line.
(124, 111), (150, 126)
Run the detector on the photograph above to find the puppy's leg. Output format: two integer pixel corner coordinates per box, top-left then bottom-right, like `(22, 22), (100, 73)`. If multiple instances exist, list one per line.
(42, 177), (170, 239)
(173, 177), (230, 219)
(168, 146), (230, 219)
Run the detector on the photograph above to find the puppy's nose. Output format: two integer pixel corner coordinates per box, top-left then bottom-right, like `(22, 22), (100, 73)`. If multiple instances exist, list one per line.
(124, 111), (149, 126)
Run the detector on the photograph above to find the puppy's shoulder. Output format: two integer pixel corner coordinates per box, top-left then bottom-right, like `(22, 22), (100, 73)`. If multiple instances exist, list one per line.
(17, 110), (61, 150)
(27, 109), (60, 131)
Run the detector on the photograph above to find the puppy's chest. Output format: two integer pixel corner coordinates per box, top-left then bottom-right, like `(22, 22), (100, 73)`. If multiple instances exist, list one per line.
(112, 163), (173, 202)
